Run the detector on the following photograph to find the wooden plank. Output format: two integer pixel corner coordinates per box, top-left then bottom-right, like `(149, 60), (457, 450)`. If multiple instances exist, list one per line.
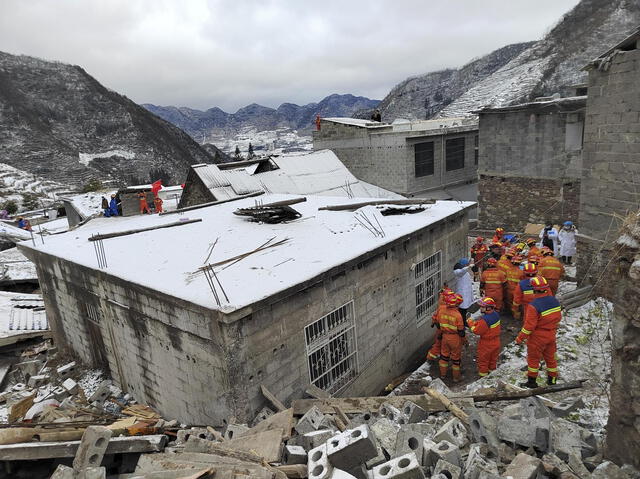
(423, 388), (469, 425)
(319, 199), (435, 211)
(333, 406), (350, 428)
(88, 219), (202, 241)
(185, 430), (284, 463)
(460, 380), (586, 403)
(160, 191), (265, 216)
(260, 198), (307, 208)
(291, 394), (446, 416)
(304, 384), (331, 399)
(0, 434), (166, 461)
(260, 385), (287, 412)
(8, 394), (35, 424)
(241, 408), (293, 439)
(276, 464), (308, 478)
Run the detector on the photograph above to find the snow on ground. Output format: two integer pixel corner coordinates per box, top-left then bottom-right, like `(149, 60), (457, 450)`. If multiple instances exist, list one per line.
(78, 150), (135, 166)
(63, 190), (117, 219)
(208, 127), (313, 156)
(0, 163), (69, 211)
(0, 247), (37, 281)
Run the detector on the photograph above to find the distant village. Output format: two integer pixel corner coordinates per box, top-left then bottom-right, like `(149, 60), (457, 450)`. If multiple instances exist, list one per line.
(0, 19), (638, 479)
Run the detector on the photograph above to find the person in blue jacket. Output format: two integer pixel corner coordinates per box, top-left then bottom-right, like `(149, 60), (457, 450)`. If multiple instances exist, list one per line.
(109, 195), (119, 217)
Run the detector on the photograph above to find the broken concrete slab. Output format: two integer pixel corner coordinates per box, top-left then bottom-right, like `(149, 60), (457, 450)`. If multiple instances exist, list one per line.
(51, 464), (74, 479)
(242, 408), (294, 439)
(223, 423), (249, 440)
(503, 453), (542, 479)
(468, 409), (500, 449)
(287, 429), (335, 451)
(497, 414), (550, 450)
(550, 418), (598, 460)
(370, 418), (401, 455)
(520, 396), (554, 420)
(551, 397), (585, 418)
(402, 401), (427, 423)
(72, 426), (113, 472)
(567, 452), (593, 478)
(326, 425), (377, 471)
(296, 405), (326, 435)
(434, 458), (462, 479)
(464, 443), (499, 479)
(371, 452), (425, 479)
(252, 406), (275, 427)
(210, 428), (284, 462)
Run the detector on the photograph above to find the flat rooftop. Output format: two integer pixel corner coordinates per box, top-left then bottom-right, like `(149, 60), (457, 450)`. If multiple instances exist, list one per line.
(19, 195), (474, 313)
(322, 117), (478, 137)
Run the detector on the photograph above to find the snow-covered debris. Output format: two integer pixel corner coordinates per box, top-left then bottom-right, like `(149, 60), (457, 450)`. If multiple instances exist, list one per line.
(0, 247), (37, 282)
(0, 291), (48, 337)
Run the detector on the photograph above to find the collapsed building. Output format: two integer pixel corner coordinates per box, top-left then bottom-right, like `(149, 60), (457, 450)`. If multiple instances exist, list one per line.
(19, 194), (474, 425)
(311, 118), (479, 201)
(476, 94), (586, 231)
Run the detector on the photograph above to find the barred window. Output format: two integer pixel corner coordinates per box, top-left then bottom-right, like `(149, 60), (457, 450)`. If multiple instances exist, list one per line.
(446, 137), (465, 171)
(414, 142), (434, 177)
(415, 251), (442, 326)
(474, 135), (479, 166)
(305, 302), (358, 393)
(86, 303), (101, 324)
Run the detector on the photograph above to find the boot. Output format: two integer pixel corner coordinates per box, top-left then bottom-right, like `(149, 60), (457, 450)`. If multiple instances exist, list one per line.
(520, 377), (538, 389)
(452, 368), (461, 383)
(547, 376), (557, 386)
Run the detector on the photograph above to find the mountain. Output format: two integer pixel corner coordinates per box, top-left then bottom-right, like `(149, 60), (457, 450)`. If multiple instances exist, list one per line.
(375, 42), (534, 121)
(437, 0), (640, 117)
(143, 93), (380, 141)
(0, 51), (217, 187)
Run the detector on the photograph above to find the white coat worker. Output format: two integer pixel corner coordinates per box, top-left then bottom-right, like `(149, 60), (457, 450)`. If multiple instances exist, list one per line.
(539, 222), (559, 254)
(558, 221), (578, 265)
(453, 258), (477, 323)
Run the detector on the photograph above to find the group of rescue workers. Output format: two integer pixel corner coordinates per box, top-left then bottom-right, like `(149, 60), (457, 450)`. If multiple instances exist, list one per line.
(427, 226), (567, 389)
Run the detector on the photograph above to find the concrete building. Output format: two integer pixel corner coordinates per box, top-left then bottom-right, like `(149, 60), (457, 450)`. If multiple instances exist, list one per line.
(476, 95), (586, 231)
(578, 26), (640, 283)
(19, 194), (474, 425)
(179, 150), (402, 208)
(312, 118), (479, 199)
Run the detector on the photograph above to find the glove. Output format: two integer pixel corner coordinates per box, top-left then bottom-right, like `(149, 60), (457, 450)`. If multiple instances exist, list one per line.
(515, 332), (528, 344)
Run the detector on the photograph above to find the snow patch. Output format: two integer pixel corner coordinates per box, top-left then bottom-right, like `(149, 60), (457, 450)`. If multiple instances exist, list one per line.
(79, 150), (135, 166)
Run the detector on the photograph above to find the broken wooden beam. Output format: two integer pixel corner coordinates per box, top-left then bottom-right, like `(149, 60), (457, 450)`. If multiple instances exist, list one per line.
(292, 394), (446, 415)
(423, 387), (469, 425)
(260, 384), (287, 412)
(276, 464), (308, 478)
(0, 434), (166, 461)
(304, 384), (331, 400)
(88, 219), (202, 241)
(260, 197), (307, 208)
(160, 191), (265, 216)
(318, 199), (436, 211)
(456, 379), (587, 403)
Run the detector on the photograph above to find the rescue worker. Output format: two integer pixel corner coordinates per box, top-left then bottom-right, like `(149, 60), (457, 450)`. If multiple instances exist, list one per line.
(153, 196), (163, 214)
(513, 263), (547, 319)
(480, 258), (507, 311)
(526, 238), (541, 259)
(138, 192), (151, 214)
(528, 255), (541, 267)
(539, 247), (564, 295)
(497, 248), (515, 277)
(426, 287), (454, 361)
(437, 294), (465, 382)
(558, 221), (577, 264)
(516, 276), (562, 388)
(488, 242), (503, 260)
(470, 237), (488, 278)
(17, 217), (32, 231)
(492, 227), (505, 244)
(101, 196), (111, 217)
(109, 195), (119, 216)
(505, 255), (525, 319)
(468, 297), (501, 377)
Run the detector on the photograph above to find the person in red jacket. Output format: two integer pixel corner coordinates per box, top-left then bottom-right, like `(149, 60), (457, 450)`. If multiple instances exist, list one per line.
(492, 227), (505, 245)
(437, 294), (466, 382)
(516, 277), (562, 388)
(539, 247), (564, 295)
(480, 258), (507, 311)
(505, 255), (525, 319)
(153, 196), (164, 214)
(470, 237), (488, 279)
(468, 297), (501, 377)
(138, 192), (151, 214)
(426, 287), (454, 361)
(513, 263), (546, 317)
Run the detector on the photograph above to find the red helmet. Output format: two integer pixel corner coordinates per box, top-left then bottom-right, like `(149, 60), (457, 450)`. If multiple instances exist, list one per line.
(478, 297), (497, 308)
(454, 294), (464, 305)
(495, 227), (505, 234)
(530, 276), (550, 291)
(541, 247), (553, 256)
(490, 242), (502, 249)
(511, 255), (523, 264)
(487, 258), (498, 266)
(476, 236), (484, 243)
(445, 295), (458, 307)
(442, 287), (454, 296)
(523, 263), (537, 275)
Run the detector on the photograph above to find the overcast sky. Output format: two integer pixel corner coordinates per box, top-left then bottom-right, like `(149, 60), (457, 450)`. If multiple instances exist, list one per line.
(0, 0), (582, 112)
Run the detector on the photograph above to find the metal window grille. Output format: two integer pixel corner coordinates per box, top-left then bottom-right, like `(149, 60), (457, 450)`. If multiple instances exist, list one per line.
(474, 134), (479, 166)
(445, 137), (466, 171)
(86, 303), (101, 324)
(415, 251), (442, 325)
(414, 141), (435, 177)
(304, 301), (358, 394)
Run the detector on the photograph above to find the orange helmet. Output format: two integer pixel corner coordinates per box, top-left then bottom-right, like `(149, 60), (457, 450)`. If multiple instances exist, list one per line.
(476, 236), (484, 243)
(495, 227), (505, 234)
(541, 247), (553, 256)
(526, 238), (537, 246)
(529, 255), (540, 264)
(445, 294), (459, 307)
(530, 276), (550, 291)
(478, 297), (497, 308)
(505, 248), (515, 258)
(523, 263), (537, 276)
(490, 242), (502, 249)
(511, 255), (523, 264)
(487, 257), (498, 266)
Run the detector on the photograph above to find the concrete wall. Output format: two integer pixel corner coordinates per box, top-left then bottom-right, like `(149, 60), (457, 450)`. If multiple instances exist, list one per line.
(22, 208), (470, 424)
(578, 45), (640, 283)
(478, 106), (584, 231)
(179, 168), (215, 208)
(313, 121), (478, 196)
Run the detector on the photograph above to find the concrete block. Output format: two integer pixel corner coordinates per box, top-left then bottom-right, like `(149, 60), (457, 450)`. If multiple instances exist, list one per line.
(551, 397), (586, 418)
(520, 396), (554, 419)
(11, 383), (26, 392)
(72, 426), (112, 471)
(370, 418), (401, 455)
(224, 423), (249, 440)
(347, 412), (376, 429)
(433, 418), (468, 448)
(57, 361), (77, 379)
(379, 403), (408, 425)
(51, 464), (74, 479)
(327, 425), (378, 471)
(303, 429), (338, 450)
(319, 414), (338, 430)
(251, 406), (275, 427)
(308, 443), (334, 479)
(83, 467), (106, 479)
(296, 406), (326, 434)
(27, 374), (49, 388)
(424, 440), (461, 469)
(88, 380), (112, 404)
(51, 386), (70, 402)
(464, 444), (499, 479)
(62, 378), (79, 394)
(330, 470), (359, 479)
(468, 410), (499, 448)
(549, 418), (597, 461)
(497, 414), (549, 450)
(372, 453), (425, 479)
(394, 427), (423, 459)
(176, 428), (217, 444)
(283, 444), (307, 465)
(427, 378), (452, 395)
(15, 360), (43, 379)
(503, 453), (542, 479)
(434, 459), (461, 479)
(402, 401), (427, 423)
(365, 440), (387, 469)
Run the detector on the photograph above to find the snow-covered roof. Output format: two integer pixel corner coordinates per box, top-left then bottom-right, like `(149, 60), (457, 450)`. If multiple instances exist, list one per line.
(0, 221), (32, 243)
(475, 95), (587, 114)
(0, 247), (37, 282)
(323, 117), (380, 127)
(61, 191), (117, 220)
(19, 194), (474, 314)
(323, 117), (477, 134)
(585, 25), (640, 69)
(0, 292), (48, 342)
(192, 164), (264, 201)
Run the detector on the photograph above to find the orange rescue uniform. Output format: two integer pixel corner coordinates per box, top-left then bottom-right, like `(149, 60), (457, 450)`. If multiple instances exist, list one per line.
(505, 265), (525, 319)
(138, 192), (151, 214)
(154, 196), (163, 213)
(437, 306), (465, 381)
(470, 243), (489, 270)
(426, 294), (449, 361)
(527, 246), (542, 259)
(480, 268), (507, 311)
(519, 295), (562, 382)
(539, 256), (564, 295)
(468, 311), (501, 376)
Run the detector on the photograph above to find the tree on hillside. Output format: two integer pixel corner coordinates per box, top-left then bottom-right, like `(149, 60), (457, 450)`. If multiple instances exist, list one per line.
(149, 168), (171, 185)
(234, 146), (242, 160)
(2, 200), (18, 215)
(248, 143), (255, 159)
(80, 178), (103, 193)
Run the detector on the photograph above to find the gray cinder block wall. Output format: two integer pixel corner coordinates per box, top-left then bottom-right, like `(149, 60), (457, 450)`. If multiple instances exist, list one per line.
(313, 120), (478, 197)
(22, 208), (470, 425)
(477, 98), (585, 231)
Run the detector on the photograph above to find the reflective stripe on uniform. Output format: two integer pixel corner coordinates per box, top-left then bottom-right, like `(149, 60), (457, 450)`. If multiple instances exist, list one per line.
(489, 321), (501, 328)
(452, 365), (461, 370)
(479, 372), (488, 377)
(547, 367), (558, 372)
(440, 323), (457, 331)
(524, 290), (534, 295)
(484, 281), (503, 284)
(543, 266), (562, 271)
(541, 306), (561, 316)
(528, 367), (539, 373)
(521, 328), (532, 335)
